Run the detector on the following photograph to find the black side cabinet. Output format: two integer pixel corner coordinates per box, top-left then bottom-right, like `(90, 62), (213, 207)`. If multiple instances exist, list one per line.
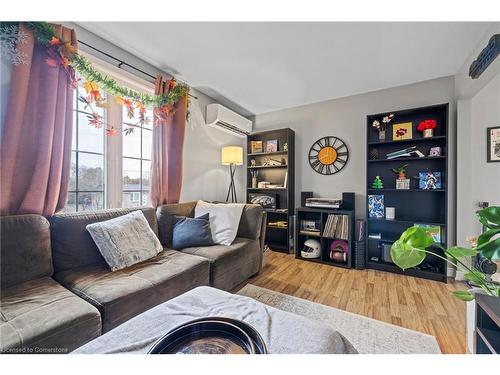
(474, 294), (500, 354)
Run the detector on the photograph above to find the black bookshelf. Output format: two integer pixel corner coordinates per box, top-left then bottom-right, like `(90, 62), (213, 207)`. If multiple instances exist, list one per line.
(295, 207), (354, 269)
(246, 128), (295, 253)
(474, 294), (500, 354)
(365, 103), (449, 283)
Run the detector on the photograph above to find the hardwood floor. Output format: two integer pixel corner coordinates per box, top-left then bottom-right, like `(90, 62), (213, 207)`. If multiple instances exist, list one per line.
(249, 251), (468, 354)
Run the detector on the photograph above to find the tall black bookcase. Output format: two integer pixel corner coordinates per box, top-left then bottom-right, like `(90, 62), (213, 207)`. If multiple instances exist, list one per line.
(365, 103), (449, 283)
(247, 128), (295, 253)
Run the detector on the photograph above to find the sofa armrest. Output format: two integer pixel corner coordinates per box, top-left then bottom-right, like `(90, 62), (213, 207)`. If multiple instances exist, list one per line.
(236, 204), (265, 241)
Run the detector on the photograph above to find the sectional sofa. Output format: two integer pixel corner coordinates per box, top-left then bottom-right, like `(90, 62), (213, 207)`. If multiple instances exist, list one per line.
(0, 202), (266, 353)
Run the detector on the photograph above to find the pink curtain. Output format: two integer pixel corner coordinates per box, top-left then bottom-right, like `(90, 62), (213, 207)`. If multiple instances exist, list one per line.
(150, 75), (188, 206)
(0, 23), (77, 217)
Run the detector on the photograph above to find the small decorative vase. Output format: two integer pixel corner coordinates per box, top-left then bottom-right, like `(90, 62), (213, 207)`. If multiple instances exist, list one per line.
(423, 129), (434, 138)
(252, 177), (258, 188)
(378, 130), (386, 141)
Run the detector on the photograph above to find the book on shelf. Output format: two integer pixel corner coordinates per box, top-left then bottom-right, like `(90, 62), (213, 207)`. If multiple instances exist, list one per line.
(299, 230), (321, 236)
(323, 214), (349, 240)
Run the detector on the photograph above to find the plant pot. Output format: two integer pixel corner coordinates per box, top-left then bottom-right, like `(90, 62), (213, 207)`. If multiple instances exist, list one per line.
(398, 172), (406, 179)
(378, 130), (386, 141)
(423, 128), (434, 138)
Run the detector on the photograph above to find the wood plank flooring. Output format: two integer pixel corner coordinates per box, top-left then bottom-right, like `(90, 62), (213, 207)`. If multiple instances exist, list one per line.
(249, 251), (468, 354)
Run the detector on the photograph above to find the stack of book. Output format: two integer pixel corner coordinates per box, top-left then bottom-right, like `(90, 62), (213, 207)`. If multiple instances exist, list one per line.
(323, 214), (349, 240)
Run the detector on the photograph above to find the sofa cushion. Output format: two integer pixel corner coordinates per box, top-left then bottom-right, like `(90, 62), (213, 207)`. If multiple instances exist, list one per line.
(172, 213), (214, 250)
(86, 210), (163, 271)
(236, 204), (264, 240)
(54, 250), (210, 332)
(157, 201), (197, 247)
(195, 200), (245, 245)
(50, 207), (158, 273)
(180, 237), (261, 291)
(0, 277), (101, 353)
(1, 215), (53, 288)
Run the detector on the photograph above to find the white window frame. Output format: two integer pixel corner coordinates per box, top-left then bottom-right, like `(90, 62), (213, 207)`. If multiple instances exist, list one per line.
(69, 51), (155, 210)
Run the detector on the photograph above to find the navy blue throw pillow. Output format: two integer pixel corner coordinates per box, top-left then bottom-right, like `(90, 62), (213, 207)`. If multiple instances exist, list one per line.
(172, 213), (215, 250)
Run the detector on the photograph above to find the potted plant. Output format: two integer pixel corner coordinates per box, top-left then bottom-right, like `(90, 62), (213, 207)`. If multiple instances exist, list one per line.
(372, 113), (395, 141)
(392, 164), (408, 179)
(417, 119), (437, 138)
(390, 206), (500, 301)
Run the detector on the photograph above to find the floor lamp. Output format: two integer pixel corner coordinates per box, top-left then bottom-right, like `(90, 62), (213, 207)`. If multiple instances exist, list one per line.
(221, 146), (243, 203)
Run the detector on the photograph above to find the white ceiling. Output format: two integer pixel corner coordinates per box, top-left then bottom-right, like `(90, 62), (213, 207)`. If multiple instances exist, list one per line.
(79, 22), (491, 116)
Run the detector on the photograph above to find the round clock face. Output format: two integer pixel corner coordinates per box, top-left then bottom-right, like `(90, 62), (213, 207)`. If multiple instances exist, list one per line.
(308, 136), (349, 175)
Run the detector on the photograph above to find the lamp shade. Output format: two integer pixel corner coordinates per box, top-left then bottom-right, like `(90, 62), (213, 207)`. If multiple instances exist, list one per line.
(221, 146), (243, 165)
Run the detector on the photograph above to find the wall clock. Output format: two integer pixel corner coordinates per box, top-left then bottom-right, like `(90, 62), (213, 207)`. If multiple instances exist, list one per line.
(308, 136), (349, 175)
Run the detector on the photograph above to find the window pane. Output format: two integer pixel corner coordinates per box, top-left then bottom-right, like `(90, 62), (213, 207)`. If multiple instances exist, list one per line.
(78, 153), (104, 191)
(122, 105), (153, 128)
(141, 192), (150, 206)
(78, 112), (104, 153)
(122, 192), (142, 208)
(122, 126), (141, 158)
(76, 84), (104, 116)
(142, 160), (151, 189)
(69, 151), (76, 191)
(72, 111), (77, 151)
(123, 158), (141, 191)
(142, 129), (152, 160)
(64, 192), (77, 212)
(78, 192), (104, 211)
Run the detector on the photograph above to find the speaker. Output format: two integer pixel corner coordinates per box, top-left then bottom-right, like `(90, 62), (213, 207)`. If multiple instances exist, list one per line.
(341, 192), (355, 210)
(301, 192), (313, 207)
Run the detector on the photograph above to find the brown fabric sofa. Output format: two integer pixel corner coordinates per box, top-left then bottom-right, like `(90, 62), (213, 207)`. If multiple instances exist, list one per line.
(50, 207), (211, 333)
(157, 202), (266, 291)
(1, 202), (265, 352)
(0, 215), (101, 353)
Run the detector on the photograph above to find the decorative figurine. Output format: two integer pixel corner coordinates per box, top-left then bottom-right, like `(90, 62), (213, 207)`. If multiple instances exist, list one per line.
(417, 119), (437, 138)
(371, 175), (384, 189)
(392, 164), (410, 190)
(283, 142), (288, 151)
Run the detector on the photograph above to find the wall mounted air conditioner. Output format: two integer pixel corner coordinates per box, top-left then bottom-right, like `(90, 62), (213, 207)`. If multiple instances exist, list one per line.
(206, 104), (252, 137)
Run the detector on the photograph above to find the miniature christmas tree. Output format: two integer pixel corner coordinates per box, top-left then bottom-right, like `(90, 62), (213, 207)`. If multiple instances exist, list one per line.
(372, 175), (384, 189)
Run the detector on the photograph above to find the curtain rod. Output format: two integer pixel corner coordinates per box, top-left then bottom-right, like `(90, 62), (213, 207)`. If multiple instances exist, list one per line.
(78, 40), (198, 100)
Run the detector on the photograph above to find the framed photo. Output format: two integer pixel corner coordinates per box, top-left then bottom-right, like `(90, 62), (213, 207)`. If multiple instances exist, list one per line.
(266, 139), (278, 153)
(368, 194), (384, 218)
(487, 126), (500, 162)
(418, 171), (442, 190)
(392, 122), (413, 141)
(250, 141), (263, 154)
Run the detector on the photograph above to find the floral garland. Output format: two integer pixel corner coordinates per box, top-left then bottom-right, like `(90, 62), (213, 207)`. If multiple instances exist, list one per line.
(0, 21), (190, 135)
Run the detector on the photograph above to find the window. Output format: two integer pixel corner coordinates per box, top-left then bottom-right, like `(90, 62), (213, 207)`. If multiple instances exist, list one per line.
(66, 81), (105, 212)
(122, 106), (153, 208)
(62, 56), (155, 212)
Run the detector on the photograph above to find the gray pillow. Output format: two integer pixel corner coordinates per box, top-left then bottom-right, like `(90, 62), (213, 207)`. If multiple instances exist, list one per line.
(86, 210), (162, 271)
(172, 213), (214, 250)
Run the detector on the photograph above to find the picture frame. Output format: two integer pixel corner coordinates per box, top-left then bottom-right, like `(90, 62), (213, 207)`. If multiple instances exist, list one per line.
(418, 171), (442, 190)
(250, 141), (263, 154)
(487, 126), (500, 162)
(266, 139), (278, 153)
(368, 194), (384, 218)
(392, 122), (413, 141)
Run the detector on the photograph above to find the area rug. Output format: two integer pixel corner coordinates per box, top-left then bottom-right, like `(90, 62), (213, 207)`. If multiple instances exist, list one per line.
(238, 284), (441, 354)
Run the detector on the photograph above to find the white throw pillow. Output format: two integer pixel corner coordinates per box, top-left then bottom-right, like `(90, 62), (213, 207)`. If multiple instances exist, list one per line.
(86, 210), (163, 271)
(195, 200), (245, 246)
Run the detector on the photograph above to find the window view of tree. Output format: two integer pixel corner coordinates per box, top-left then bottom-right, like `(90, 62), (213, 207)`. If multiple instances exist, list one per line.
(122, 106), (152, 208)
(65, 81), (105, 212)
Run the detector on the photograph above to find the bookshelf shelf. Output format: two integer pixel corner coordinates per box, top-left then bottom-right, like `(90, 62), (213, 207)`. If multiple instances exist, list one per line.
(366, 103), (449, 283)
(247, 128), (295, 253)
(295, 207), (354, 269)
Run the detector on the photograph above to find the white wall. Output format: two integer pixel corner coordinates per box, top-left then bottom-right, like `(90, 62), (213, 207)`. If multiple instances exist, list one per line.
(253, 77), (456, 231)
(457, 73), (500, 246)
(66, 23), (246, 204)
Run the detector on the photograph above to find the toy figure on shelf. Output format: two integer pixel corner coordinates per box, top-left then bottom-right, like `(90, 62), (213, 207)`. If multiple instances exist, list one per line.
(371, 175), (384, 189)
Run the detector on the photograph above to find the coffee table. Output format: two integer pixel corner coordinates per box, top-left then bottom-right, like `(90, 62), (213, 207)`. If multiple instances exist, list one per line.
(74, 286), (357, 354)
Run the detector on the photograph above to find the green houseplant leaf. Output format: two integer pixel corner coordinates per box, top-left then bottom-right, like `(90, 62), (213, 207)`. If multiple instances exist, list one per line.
(476, 206), (500, 230)
(390, 227), (432, 270)
(445, 246), (477, 259)
(476, 237), (500, 260)
(452, 290), (475, 302)
(463, 271), (487, 284)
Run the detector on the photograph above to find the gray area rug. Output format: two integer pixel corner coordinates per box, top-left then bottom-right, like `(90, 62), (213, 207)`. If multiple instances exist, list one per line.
(238, 284), (441, 354)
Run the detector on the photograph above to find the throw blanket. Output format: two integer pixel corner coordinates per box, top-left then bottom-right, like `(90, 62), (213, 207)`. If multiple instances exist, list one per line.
(74, 286), (357, 354)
